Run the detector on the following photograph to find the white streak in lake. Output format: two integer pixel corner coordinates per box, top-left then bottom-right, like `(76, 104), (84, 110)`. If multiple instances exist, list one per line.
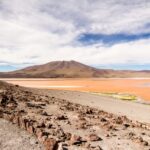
(23, 85), (84, 88)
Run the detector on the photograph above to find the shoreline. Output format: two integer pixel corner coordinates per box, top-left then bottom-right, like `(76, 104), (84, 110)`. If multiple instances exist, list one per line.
(1, 77), (150, 80)
(33, 88), (150, 124)
(2, 78), (150, 101)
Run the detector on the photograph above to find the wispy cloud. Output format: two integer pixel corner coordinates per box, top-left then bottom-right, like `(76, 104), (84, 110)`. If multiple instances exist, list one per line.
(0, 0), (150, 70)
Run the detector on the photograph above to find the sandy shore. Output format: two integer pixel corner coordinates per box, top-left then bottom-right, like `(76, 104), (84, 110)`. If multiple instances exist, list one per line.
(33, 89), (150, 124)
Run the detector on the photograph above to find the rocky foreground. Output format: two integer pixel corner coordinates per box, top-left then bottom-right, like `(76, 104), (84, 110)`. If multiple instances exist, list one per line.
(0, 81), (150, 150)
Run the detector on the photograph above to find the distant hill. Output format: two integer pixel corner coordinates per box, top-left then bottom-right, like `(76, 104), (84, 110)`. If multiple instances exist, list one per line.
(0, 60), (150, 78)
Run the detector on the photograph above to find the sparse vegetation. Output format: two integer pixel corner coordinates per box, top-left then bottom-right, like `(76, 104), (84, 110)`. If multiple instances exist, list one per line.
(92, 92), (137, 101)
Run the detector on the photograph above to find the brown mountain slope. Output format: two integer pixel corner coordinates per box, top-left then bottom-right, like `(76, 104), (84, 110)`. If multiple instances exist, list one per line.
(0, 60), (112, 78)
(0, 60), (150, 78)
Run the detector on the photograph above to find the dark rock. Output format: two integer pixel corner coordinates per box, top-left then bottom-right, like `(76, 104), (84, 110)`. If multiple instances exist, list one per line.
(41, 111), (48, 116)
(124, 123), (130, 128)
(85, 108), (93, 114)
(56, 115), (67, 120)
(0, 94), (9, 106)
(143, 140), (149, 146)
(101, 118), (107, 122)
(0, 109), (3, 118)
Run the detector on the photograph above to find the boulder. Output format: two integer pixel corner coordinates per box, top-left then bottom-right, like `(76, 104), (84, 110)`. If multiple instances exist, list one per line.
(43, 138), (58, 150)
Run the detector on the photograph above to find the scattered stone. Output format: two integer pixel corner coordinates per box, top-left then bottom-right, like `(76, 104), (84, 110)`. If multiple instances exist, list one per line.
(138, 136), (143, 143)
(46, 122), (53, 129)
(56, 115), (67, 120)
(26, 102), (43, 109)
(76, 122), (87, 129)
(37, 121), (46, 128)
(86, 133), (102, 142)
(36, 128), (44, 141)
(143, 140), (149, 146)
(15, 84), (19, 87)
(101, 118), (107, 122)
(106, 134), (110, 137)
(58, 143), (68, 150)
(0, 94), (9, 106)
(85, 108), (93, 114)
(65, 132), (71, 140)
(116, 116), (123, 124)
(43, 138), (58, 150)
(124, 123), (130, 128)
(128, 132), (136, 138)
(141, 132), (146, 135)
(0, 109), (3, 118)
(94, 146), (103, 150)
(41, 111), (48, 116)
(107, 125), (117, 131)
(70, 135), (83, 145)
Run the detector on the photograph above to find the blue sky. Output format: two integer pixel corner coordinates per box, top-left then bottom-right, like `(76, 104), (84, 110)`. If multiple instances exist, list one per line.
(0, 65), (17, 72)
(0, 0), (150, 71)
(78, 33), (150, 45)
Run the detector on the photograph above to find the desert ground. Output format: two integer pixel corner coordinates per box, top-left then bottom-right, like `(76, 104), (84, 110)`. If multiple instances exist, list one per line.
(2, 78), (150, 101)
(0, 119), (44, 150)
(0, 80), (150, 150)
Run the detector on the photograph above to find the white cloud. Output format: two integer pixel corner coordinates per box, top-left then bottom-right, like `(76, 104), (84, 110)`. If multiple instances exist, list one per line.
(0, 0), (150, 69)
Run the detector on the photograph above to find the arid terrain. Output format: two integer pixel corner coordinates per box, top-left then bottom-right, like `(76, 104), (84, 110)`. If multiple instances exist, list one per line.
(2, 78), (150, 101)
(0, 119), (44, 150)
(0, 81), (150, 150)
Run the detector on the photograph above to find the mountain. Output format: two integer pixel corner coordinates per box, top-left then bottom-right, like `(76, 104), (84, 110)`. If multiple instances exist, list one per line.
(0, 60), (150, 78)
(0, 60), (111, 78)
